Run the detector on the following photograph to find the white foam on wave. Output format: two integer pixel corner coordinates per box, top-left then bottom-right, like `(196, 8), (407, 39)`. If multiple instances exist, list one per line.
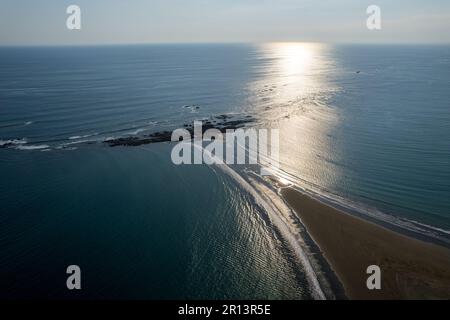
(15, 144), (50, 150)
(410, 220), (450, 235)
(62, 139), (92, 147)
(24, 121), (33, 126)
(0, 138), (27, 147)
(68, 133), (98, 140)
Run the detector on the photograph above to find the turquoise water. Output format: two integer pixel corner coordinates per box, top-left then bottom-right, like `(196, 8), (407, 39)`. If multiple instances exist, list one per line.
(0, 44), (449, 298)
(0, 145), (316, 299)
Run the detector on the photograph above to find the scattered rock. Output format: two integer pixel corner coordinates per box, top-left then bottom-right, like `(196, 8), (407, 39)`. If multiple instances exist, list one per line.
(106, 114), (255, 147)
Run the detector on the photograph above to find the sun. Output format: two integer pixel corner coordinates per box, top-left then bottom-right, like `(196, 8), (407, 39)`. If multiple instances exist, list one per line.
(275, 42), (315, 76)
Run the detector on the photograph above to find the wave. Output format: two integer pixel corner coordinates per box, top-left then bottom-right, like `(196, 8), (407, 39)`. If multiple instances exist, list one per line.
(15, 144), (50, 150)
(0, 122), (33, 129)
(0, 138), (27, 147)
(68, 133), (98, 140)
(256, 162), (450, 247)
(62, 139), (97, 146)
(195, 142), (327, 300)
(3, 114), (448, 247)
(309, 187), (449, 244)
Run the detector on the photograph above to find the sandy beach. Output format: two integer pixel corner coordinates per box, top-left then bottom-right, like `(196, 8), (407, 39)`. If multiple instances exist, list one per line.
(281, 187), (450, 299)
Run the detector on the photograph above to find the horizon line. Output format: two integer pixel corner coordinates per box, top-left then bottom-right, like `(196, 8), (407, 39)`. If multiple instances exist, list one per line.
(1, 41), (450, 48)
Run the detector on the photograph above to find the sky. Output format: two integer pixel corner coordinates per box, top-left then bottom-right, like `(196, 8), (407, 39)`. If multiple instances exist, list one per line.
(0, 0), (449, 45)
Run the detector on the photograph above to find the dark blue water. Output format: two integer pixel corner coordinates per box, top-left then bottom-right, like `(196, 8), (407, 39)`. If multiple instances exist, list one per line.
(0, 44), (449, 298)
(0, 144), (316, 299)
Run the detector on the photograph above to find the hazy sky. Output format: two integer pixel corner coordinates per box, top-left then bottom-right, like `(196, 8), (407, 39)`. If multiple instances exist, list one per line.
(1, 0), (449, 45)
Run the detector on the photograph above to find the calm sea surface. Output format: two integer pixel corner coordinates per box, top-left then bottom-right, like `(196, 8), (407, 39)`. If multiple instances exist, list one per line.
(0, 44), (449, 298)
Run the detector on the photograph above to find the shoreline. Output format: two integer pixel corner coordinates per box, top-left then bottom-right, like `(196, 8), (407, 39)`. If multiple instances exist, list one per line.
(280, 187), (450, 299)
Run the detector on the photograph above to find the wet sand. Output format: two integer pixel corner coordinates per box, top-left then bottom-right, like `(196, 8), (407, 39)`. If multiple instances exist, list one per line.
(281, 187), (450, 299)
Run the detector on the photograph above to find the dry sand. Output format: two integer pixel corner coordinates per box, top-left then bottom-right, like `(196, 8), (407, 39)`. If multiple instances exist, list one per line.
(281, 187), (450, 299)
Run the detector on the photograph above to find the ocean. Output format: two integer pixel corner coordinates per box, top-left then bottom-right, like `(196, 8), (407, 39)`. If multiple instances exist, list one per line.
(0, 43), (449, 298)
